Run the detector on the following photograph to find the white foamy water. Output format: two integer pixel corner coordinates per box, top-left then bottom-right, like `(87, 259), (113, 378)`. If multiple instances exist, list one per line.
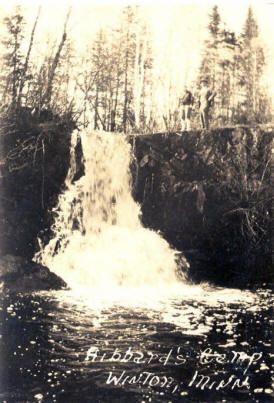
(35, 131), (181, 290)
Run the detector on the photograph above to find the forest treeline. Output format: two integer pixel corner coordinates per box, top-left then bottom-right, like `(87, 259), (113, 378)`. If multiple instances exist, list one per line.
(0, 5), (273, 132)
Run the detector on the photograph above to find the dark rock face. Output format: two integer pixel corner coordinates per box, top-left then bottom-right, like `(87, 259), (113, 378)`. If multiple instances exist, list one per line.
(0, 109), (75, 292)
(0, 111), (74, 259)
(0, 255), (67, 293)
(130, 127), (273, 287)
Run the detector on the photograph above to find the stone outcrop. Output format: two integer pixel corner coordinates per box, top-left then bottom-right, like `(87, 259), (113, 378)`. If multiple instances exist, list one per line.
(0, 110), (75, 258)
(0, 109), (74, 292)
(130, 126), (273, 287)
(0, 255), (66, 293)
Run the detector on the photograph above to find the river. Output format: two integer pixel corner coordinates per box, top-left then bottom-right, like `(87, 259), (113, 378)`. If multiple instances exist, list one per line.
(0, 286), (273, 402)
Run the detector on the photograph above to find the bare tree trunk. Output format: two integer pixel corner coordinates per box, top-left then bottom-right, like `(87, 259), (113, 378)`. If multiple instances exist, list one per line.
(103, 93), (108, 130)
(11, 32), (19, 106)
(91, 99), (105, 130)
(41, 7), (71, 108)
(133, 29), (140, 127)
(112, 72), (120, 130)
(253, 50), (257, 115)
(106, 80), (113, 131)
(137, 36), (147, 129)
(17, 6), (41, 107)
(123, 50), (129, 133)
(94, 84), (99, 129)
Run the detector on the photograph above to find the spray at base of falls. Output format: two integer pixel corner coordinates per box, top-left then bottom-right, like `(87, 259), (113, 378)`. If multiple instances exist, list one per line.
(35, 131), (187, 290)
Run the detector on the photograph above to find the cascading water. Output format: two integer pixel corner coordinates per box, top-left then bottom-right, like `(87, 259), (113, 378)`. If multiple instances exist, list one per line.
(35, 131), (184, 291)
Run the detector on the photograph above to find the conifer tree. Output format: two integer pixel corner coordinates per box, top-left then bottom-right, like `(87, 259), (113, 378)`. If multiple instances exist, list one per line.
(239, 6), (267, 122)
(197, 5), (271, 126)
(199, 5), (221, 88)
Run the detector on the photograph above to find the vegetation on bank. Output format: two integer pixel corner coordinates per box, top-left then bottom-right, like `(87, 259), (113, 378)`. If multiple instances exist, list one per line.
(201, 127), (273, 287)
(133, 127), (273, 288)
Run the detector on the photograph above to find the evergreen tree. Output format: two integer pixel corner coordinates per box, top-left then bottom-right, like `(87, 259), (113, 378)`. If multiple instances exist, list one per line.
(238, 6), (269, 123)
(217, 26), (240, 124)
(208, 5), (221, 38)
(119, 6), (137, 132)
(198, 5), (232, 125)
(198, 5), (271, 126)
(243, 6), (258, 42)
(199, 5), (221, 87)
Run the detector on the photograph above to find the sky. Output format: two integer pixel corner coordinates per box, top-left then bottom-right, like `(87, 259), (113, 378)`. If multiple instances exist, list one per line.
(0, 0), (273, 107)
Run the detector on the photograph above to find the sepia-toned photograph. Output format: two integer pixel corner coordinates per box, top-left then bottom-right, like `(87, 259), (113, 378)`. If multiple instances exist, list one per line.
(0, 0), (273, 402)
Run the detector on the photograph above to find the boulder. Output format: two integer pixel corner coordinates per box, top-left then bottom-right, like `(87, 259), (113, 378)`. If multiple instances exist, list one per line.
(0, 254), (67, 293)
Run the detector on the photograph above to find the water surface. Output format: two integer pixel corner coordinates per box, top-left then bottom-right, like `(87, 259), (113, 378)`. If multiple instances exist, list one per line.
(0, 285), (273, 402)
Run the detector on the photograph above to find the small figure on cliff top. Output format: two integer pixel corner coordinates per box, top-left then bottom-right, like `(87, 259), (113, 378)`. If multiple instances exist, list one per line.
(179, 86), (194, 132)
(198, 79), (216, 130)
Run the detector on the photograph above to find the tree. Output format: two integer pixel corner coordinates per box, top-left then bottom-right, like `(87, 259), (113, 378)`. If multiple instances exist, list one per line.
(133, 19), (153, 132)
(118, 6), (137, 133)
(199, 5), (221, 88)
(76, 27), (117, 130)
(197, 5), (225, 125)
(1, 7), (25, 108)
(238, 6), (267, 123)
(1, 6), (76, 124)
(216, 26), (240, 124)
(76, 6), (153, 133)
(40, 8), (71, 110)
(91, 29), (110, 130)
(16, 6), (41, 108)
(197, 5), (272, 126)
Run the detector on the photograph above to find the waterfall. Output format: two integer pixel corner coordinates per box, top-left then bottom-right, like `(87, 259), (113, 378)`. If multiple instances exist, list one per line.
(35, 131), (184, 289)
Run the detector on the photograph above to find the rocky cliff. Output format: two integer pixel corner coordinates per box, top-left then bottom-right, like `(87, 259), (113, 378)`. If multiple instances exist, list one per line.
(130, 127), (273, 287)
(0, 108), (75, 291)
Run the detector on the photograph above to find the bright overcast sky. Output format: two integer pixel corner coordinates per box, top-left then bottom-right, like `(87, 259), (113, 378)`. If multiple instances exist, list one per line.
(0, 0), (273, 104)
